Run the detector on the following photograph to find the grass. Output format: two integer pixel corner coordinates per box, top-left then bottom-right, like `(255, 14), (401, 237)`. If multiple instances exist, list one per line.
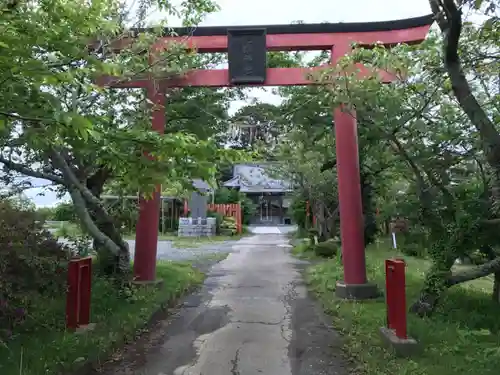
(51, 222), (83, 238)
(291, 240), (318, 260)
(0, 261), (207, 375)
(297, 238), (500, 375)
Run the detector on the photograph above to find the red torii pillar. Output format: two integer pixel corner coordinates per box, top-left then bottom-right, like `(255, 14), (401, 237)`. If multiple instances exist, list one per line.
(98, 16), (432, 294)
(331, 44), (377, 299)
(133, 79), (165, 282)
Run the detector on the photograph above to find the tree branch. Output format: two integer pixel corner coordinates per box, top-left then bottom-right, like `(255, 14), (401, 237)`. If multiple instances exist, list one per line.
(50, 150), (107, 210)
(49, 149), (124, 254)
(446, 255), (500, 287)
(65, 185), (122, 255)
(50, 149), (130, 251)
(0, 156), (65, 185)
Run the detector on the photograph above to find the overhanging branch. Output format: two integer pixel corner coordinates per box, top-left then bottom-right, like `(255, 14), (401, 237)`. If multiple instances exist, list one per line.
(446, 256), (500, 287)
(0, 156), (65, 185)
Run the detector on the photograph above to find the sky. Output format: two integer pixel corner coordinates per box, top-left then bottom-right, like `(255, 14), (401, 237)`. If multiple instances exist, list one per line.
(24, 0), (432, 207)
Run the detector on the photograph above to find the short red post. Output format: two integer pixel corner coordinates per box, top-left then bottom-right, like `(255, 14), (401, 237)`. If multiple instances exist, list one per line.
(66, 257), (92, 330)
(379, 258), (418, 356)
(385, 259), (407, 339)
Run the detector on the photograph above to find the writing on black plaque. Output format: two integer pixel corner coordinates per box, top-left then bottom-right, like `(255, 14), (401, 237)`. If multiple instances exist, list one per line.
(227, 28), (266, 85)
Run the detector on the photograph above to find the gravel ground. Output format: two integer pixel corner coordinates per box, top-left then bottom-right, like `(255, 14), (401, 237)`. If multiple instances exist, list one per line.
(127, 239), (240, 261)
(56, 237), (240, 261)
(56, 225), (298, 262)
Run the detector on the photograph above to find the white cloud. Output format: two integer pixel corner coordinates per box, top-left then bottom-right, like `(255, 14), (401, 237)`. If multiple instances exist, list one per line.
(22, 178), (67, 207)
(202, 0), (430, 25)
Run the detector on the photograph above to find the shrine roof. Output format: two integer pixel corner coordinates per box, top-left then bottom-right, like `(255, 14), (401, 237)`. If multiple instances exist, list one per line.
(192, 178), (212, 191)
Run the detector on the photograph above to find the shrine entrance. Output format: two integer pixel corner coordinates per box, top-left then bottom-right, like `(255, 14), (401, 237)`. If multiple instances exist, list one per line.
(257, 194), (283, 225)
(100, 15), (433, 299)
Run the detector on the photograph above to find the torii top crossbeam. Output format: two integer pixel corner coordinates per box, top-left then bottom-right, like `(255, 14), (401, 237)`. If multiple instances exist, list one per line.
(99, 14), (434, 89)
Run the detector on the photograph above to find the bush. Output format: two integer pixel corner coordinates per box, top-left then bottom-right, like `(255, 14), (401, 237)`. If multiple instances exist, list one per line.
(400, 242), (426, 257)
(220, 216), (238, 236)
(0, 200), (70, 338)
(54, 221), (82, 238)
(398, 231), (428, 258)
(214, 187), (256, 225)
(207, 211), (224, 234)
(290, 196), (308, 230)
(308, 228), (319, 244)
(291, 241), (315, 259)
(468, 249), (490, 265)
(52, 202), (77, 222)
(313, 239), (339, 258)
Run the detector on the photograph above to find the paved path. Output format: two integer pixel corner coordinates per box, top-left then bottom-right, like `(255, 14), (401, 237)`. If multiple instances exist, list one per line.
(98, 233), (349, 375)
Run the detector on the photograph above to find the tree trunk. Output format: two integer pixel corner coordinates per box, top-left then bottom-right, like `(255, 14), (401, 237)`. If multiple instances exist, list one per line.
(86, 168), (130, 276)
(92, 213), (130, 276)
(410, 239), (456, 317)
(409, 259), (454, 317)
(431, 1), (500, 211)
(492, 272), (500, 303)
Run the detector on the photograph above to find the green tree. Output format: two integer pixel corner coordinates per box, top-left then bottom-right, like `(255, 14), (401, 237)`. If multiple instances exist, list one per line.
(0, 0), (244, 276)
(269, 3), (498, 315)
(52, 202), (77, 222)
(304, 7), (499, 314)
(214, 187), (255, 225)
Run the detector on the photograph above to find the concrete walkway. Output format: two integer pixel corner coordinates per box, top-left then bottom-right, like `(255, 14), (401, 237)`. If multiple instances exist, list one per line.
(99, 233), (348, 375)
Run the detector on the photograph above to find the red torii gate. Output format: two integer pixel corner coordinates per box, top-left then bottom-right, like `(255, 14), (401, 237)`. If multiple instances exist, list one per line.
(99, 15), (433, 299)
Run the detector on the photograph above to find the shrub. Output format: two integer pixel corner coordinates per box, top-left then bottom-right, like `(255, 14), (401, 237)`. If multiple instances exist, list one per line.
(52, 202), (77, 222)
(207, 211), (224, 234)
(213, 187), (256, 225)
(290, 196), (308, 230)
(54, 221), (82, 238)
(313, 239), (339, 258)
(0, 200), (70, 337)
(308, 228), (319, 244)
(397, 231), (428, 258)
(400, 242), (426, 257)
(291, 241), (315, 259)
(468, 249), (490, 265)
(220, 216), (237, 235)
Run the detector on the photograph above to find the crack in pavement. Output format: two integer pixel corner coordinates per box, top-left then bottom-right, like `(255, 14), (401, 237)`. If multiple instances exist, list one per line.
(230, 346), (242, 375)
(232, 320), (282, 325)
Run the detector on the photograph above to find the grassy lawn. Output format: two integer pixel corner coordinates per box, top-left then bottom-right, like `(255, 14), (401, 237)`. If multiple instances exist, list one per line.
(0, 261), (207, 375)
(296, 239), (500, 375)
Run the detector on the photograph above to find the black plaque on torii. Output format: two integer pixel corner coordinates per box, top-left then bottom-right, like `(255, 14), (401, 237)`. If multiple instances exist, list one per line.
(227, 28), (267, 85)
